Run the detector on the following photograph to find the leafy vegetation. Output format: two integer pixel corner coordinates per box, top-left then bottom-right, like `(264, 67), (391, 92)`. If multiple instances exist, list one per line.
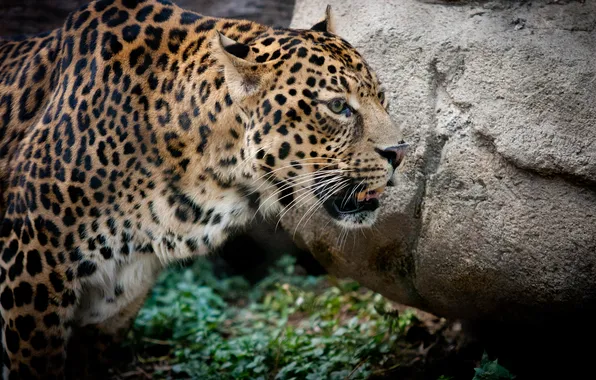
(116, 255), (513, 380)
(472, 353), (515, 380)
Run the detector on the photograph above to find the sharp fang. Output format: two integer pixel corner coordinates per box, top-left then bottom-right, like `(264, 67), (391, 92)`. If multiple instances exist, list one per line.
(356, 187), (385, 202)
(356, 191), (368, 202)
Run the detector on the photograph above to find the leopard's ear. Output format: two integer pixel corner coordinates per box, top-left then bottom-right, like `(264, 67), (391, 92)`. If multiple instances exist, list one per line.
(310, 5), (336, 34)
(211, 31), (270, 102)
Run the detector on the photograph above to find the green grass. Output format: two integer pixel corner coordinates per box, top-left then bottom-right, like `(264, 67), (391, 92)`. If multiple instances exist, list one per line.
(121, 255), (513, 380)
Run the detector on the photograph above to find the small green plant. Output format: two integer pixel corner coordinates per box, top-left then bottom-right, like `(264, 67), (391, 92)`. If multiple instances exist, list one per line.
(473, 352), (515, 380)
(126, 255), (418, 379)
(374, 302), (417, 334)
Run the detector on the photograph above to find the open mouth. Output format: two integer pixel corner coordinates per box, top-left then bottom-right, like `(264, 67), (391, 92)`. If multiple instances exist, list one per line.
(322, 185), (385, 219)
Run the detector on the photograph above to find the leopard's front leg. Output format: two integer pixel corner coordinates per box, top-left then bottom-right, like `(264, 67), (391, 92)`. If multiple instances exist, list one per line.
(1, 265), (77, 380)
(1, 240), (159, 380)
(66, 291), (153, 380)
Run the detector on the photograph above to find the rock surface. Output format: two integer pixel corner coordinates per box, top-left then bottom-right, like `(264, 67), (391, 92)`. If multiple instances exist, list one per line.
(286, 0), (596, 323)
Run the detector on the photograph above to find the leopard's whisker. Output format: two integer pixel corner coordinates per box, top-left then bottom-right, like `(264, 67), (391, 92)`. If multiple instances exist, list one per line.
(254, 169), (344, 205)
(247, 158), (341, 186)
(274, 176), (347, 229)
(246, 162), (342, 195)
(247, 166), (351, 197)
(251, 175), (338, 221)
(341, 178), (365, 209)
(292, 181), (350, 239)
(253, 173), (344, 221)
(294, 182), (350, 239)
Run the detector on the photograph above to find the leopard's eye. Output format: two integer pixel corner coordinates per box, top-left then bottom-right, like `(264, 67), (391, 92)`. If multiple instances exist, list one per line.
(328, 99), (352, 117)
(378, 91), (385, 103)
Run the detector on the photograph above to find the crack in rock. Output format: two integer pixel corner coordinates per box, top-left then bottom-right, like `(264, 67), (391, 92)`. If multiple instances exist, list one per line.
(475, 128), (596, 191)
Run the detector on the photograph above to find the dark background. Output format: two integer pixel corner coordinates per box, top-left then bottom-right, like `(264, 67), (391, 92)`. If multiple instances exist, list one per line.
(0, 0), (295, 36)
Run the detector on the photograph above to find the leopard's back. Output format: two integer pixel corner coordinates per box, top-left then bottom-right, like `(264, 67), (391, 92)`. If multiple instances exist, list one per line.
(0, 30), (63, 216)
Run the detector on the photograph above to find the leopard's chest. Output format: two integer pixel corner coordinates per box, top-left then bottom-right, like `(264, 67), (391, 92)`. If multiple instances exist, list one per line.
(73, 185), (254, 326)
(74, 254), (162, 326)
(138, 185), (255, 260)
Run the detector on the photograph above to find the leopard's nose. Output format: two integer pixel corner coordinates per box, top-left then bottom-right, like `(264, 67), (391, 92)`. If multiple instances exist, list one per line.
(375, 142), (409, 170)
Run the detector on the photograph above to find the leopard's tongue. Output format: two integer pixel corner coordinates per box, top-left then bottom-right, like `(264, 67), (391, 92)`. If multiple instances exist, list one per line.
(355, 186), (385, 202)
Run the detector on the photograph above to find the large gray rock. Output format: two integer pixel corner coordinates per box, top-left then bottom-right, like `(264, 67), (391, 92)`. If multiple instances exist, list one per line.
(286, 0), (596, 323)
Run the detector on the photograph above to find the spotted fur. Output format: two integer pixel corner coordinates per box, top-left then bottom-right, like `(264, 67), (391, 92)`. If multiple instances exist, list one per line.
(0, 0), (405, 378)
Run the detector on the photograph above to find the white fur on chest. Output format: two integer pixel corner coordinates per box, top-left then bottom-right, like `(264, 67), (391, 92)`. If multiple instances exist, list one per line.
(147, 186), (253, 261)
(74, 254), (162, 326)
(74, 186), (254, 326)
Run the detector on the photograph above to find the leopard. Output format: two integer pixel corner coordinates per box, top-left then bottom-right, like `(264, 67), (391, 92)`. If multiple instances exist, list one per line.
(0, 0), (408, 378)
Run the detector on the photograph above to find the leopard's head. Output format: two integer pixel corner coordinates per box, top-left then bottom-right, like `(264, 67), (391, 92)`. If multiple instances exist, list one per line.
(213, 7), (407, 228)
